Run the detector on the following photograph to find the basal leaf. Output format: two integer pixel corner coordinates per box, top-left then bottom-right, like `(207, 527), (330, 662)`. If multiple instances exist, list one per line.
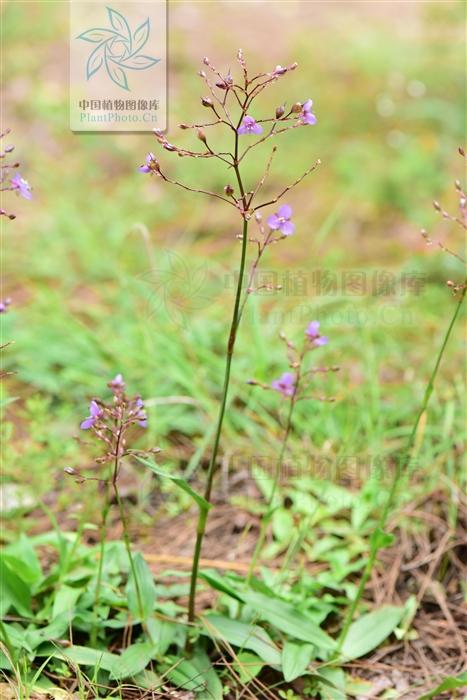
(282, 641), (314, 682)
(243, 592), (336, 653)
(161, 656), (207, 692)
(201, 614), (281, 668)
(110, 642), (154, 680)
(417, 672), (467, 700)
(191, 648), (223, 700)
(340, 605), (404, 660)
(233, 651), (264, 683)
(199, 570), (245, 603)
(318, 667), (346, 700)
(0, 559), (32, 617)
(46, 645), (119, 672)
(125, 552), (156, 621)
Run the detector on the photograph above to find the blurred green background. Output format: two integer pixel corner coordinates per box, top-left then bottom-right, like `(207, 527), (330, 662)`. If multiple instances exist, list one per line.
(2, 0), (465, 528)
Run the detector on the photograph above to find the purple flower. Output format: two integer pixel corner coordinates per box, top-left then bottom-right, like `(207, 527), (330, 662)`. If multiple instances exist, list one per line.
(271, 372), (296, 397)
(0, 298), (12, 313)
(80, 400), (103, 430)
(305, 320), (328, 347)
(299, 99), (317, 126)
(109, 373), (125, 391)
(10, 174), (32, 200)
(135, 397), (148, 428)
(267, 204), (295, 236)
(138, 153), (159, 174)
(237, 116), (263, 136)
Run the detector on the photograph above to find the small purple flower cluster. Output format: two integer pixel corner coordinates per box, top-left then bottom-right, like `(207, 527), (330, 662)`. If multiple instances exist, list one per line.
(267, 321), (335, 399)
(1, 129), (32, 220)
(80, 374), (148, 432)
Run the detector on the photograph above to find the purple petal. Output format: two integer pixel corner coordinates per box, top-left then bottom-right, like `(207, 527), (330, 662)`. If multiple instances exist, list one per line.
(138, 419), (148, 428)
(303, 99), (313, 111)
(302, 112), (317, 125)
(251, 123), (263, 135)
(306, 320), (320, 338)
(147, 152), (155, 163)
(280, 221), (295, 236)
(237, 125), (247, 135)
(80, 417), (94, 430)
(277, 204), (292, 219)
(138, 165), (151, 173)
(90, 400), (101, 418)
(267, 214), (281, 230)
(314, 335), (328, 346)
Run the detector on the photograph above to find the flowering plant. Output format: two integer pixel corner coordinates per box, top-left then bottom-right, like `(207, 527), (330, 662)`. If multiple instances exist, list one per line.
(140, 50), (321, 632)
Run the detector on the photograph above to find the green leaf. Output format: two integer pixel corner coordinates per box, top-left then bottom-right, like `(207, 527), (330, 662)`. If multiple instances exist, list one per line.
(341, 606), (404, 660)
(137, 457), (211, 513)
(191, 649), (223, 700)
(282, 641), (314, 682)
(52, 584), (82, 618)
(318, 667), (346, 700)
(0, 559), (32, 617)
(417, 672), (467, 700)
(370, 528), (395, 550)
(161, 656), (207, 692)
(233, 651), (264, 683)
(243, 592), (336, 652)
(25, 614), (70, 650)
(110, 642), (154, 680)
(201, 614), (281, 668)
(125, 552), (156, 621)
(146, 617), (179, 656)
(2, 535), (42, 586)
(199, 570), (245, 603)
(42, 645), (119, 672)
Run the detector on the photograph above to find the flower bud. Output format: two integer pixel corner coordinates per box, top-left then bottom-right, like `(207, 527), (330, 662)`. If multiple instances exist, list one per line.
(64, 467), (77, 475)
(275, 105), (285, 119)
(203, 56), (210, 65)
(179, 123), (189, 130)
(201, 97), (213, 108)
(433, 200), (441, 211)
(197, 129), (207, 143)
(198, 70), (206, 78)
(291, 102), (302, 113)
(459, 147), (465, 157)
(163, 142), (176, 152)
(224, 184), (234, 196)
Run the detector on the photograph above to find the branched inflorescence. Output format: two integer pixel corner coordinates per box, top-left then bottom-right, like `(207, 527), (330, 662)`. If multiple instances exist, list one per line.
(421, 147), (467, 295)
(0, 128), (32, 221)
(67, 375), (159, 638)
(140, 49), (322, 633)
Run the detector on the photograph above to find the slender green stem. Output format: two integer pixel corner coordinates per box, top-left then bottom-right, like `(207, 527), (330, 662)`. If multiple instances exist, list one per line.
(336, 286), (466, 653)
(186, 103), (250, 642)
(186, 217), (249, 634)
(90, 479), (111, 646)
(247, 397), (295, 583)
(114, 482), (145, 622)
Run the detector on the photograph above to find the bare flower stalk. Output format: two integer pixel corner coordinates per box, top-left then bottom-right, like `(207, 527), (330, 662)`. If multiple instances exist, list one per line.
(140, 50), (321, 641)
